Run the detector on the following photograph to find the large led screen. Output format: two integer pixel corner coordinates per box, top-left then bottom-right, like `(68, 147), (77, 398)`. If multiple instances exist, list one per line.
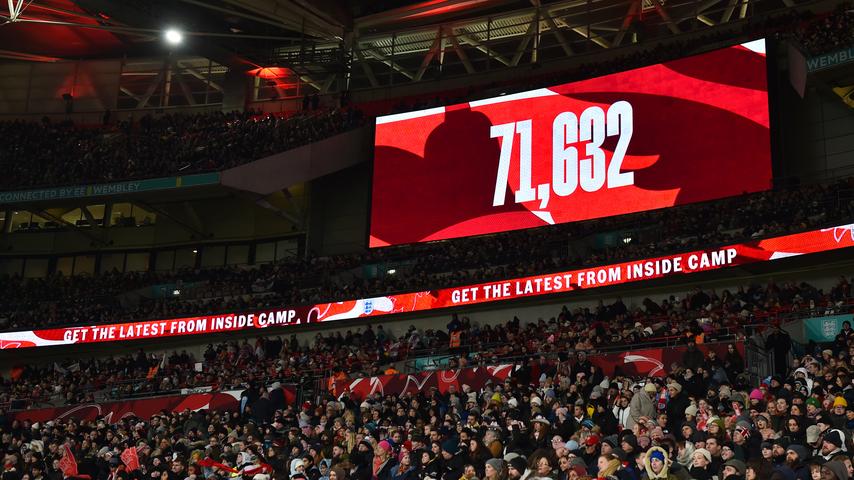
(370, 39), (771, 247)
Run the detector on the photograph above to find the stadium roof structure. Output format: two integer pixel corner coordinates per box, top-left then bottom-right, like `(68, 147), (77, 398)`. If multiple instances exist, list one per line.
(1, 0), (812, 92)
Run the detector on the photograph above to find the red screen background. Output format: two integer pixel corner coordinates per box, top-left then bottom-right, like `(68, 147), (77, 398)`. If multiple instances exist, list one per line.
(370, 41), (772, 247)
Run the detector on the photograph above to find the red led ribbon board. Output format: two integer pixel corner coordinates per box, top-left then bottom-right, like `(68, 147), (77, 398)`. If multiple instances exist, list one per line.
(370, 40), (771, 247)
(0, 223), (851, 349)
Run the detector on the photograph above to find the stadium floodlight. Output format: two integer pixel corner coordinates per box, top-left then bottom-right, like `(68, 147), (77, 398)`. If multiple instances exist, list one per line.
(164, 29), (183, 45)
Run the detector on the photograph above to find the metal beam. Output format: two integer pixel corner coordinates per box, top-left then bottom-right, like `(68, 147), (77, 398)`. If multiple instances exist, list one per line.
(415, 29), (442, 81)
(362, 47), (415, 79)
(721, 0), (739, 23)
(613, 0), (639, 47)
(738, 0), (749, 19)
(175, 61), (224, 92)
(136, 61), (168, 109)
(511, 14), (539, 66)
(447, 29), (476, 74)
(173, 66), (197, 105)
(354, 47), (379, 87)
(697, 14), (716, 25)
(539, 9), (574, 57)
(298, 74), (323, 91)
(653, 3), (682, 34)
(456, 32), (511, 66)
(119, 87), (143, 102)
(570, 26), (611, 49)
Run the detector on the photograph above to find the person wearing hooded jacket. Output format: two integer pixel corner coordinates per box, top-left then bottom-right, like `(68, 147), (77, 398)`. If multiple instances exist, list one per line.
(821, 461), (850, 480)
(642, 447), (678, 480)
(818, 430), (848, 462)
(440, 439), (465, 480)
(781, 444), (810, 480)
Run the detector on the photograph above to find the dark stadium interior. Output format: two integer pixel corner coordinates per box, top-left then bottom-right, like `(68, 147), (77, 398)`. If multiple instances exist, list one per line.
(1, 2), (854, 480)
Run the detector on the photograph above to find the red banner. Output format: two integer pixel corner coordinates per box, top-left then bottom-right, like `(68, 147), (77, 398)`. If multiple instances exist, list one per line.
(0, 223), (851, 350)
(587, 342), (744, 377)
(370, 40), (770, 246)
(331, 343), (742, 400)
(331, 364), (516, 400)
(10, 390), (243, 423)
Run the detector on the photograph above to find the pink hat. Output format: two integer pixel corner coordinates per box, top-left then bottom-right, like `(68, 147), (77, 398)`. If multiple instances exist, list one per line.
(378, 440), (392, 453)
(749, 389), (764, 401)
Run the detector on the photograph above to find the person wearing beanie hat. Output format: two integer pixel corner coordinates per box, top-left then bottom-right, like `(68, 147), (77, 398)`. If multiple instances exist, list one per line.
(722, 459), (746, 479)
(685, 404), (698, 419)
(374, 440), (397, 480)
(507, 457), (527, 480)
(391, 451), (415, 480)
(822, 461), (850, 480)
(832, 396), (849, 429)
(820, 429), (847, 461)
(483, 459), (505, 480)
(785, 444), (811, 480)
(666, 382), (689, 435)
(689, 448), (713, 480)
(643, 447), (676, 480)
(675, 440), (696, 468)
(440, 438), (464, 480)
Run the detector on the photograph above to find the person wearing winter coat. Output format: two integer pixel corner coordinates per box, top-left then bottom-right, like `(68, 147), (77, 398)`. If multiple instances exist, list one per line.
(642, 447), (679, 480)
(613, 396), (632, 431)
(440, 439), (465, 480)
(688, 449), (714, 480)
(391, 453), (416, 480)
(373, 441), (397, 480)
(629, 384), (657, 430)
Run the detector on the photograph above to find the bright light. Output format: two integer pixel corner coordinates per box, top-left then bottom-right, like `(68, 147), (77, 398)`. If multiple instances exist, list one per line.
(192, 249), (198, 254)
(387, 269), (396, 275)
(164, 29), (183, 45)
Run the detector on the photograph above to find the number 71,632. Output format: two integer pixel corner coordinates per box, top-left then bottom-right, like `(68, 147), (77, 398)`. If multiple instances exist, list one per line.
(490, 101), (634, 209)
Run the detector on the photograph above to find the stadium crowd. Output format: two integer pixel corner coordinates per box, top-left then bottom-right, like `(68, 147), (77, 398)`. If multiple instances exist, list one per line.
(0, 107), (364, 190)
(2, 305), (854, 480)
(2, 274), (851, 408)
(0, 177), (851, 334)
(793, 4), (854, 56)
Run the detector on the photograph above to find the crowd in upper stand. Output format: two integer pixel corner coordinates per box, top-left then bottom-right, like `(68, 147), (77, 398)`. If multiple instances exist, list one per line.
(1, 275), (851, 408)
(793, 5), (854, 56)
(0, 177), (851, 334)
(0, 108), (364, 190)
